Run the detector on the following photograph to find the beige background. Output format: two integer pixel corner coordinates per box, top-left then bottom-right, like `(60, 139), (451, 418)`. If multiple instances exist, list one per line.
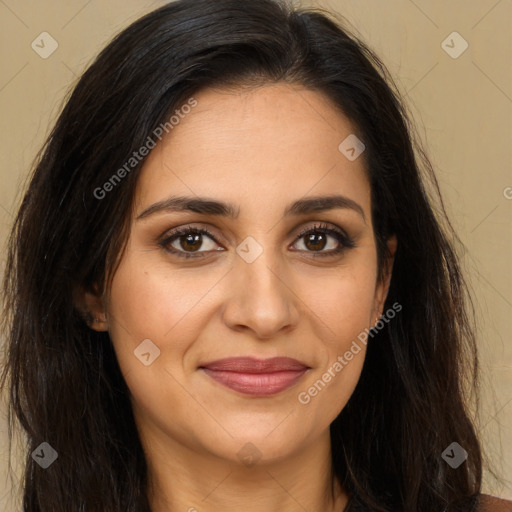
(0, 0), (510, 510)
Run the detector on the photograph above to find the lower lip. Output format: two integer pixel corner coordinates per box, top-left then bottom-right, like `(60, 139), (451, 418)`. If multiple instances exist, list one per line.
(201, 368), (309, 396)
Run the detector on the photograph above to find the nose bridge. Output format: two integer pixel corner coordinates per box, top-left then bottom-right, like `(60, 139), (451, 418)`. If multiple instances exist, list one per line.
(239, 241), (282, 293)
(222, 234), (300, 337)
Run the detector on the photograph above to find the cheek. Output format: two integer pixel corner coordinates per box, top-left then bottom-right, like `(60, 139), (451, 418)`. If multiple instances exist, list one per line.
(107, 239), (377, 410)
(296, 345), (366, 439)
(301, 259), (378, 343)
(106, 251), (202, 369)
(105, 251), (215, 441)
(293, 261), (376, 422)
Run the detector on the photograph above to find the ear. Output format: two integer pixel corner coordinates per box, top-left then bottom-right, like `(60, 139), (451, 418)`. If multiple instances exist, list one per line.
(372, 234), (397, 325)
(73, 283), (109, 332)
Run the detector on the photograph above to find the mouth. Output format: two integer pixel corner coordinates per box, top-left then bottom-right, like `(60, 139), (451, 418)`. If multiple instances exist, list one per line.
(199, 356), (310, 397)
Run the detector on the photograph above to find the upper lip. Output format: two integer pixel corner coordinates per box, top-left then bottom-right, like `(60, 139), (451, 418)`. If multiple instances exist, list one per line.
(199, 357), (309, 373)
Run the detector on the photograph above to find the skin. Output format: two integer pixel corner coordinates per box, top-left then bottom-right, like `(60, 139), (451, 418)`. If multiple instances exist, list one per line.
(83, 82), (396, 512)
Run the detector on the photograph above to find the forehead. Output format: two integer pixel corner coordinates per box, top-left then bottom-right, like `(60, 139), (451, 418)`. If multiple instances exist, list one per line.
(134, 83), (370, 220)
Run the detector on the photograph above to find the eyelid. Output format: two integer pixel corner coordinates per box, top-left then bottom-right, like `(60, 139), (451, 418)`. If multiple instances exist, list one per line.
(158, 224), (224, 244)
(158, 221), (356, 259)
(158, 225), (222, 259)
(289, 222), (356, 256)
(291, 222), (351, 244)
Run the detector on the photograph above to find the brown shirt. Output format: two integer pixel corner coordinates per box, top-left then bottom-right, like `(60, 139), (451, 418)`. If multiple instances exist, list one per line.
(345, 493), (512, 510)
(478, 494), (512, 512)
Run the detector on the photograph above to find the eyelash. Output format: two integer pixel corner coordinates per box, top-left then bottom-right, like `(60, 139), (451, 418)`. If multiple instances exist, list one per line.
(158, 223), (356, 260)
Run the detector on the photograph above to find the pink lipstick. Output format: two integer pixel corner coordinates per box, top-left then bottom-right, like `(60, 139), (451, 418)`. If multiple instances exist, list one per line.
(199, 356), (309, 396)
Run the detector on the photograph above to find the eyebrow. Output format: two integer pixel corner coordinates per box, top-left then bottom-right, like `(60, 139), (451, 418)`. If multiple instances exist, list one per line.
(136, 194), (366, 223)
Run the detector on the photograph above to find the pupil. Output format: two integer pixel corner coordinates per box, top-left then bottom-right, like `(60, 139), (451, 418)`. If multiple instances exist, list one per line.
(306, 233), (326, 251)
(182, 233), (202, 251)
(178, 231), (327, 253)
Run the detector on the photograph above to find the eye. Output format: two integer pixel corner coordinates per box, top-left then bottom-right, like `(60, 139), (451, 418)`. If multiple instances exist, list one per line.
(290, 223), (356, 257)
(158, 223), (356, 260)
(158, 226), (223, 259)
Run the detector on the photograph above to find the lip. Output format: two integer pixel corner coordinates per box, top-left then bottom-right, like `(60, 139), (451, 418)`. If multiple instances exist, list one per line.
(199, 357), (310, 396)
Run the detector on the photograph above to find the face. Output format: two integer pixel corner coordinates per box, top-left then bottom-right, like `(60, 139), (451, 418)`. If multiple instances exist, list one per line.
(85, 83), (395, 466)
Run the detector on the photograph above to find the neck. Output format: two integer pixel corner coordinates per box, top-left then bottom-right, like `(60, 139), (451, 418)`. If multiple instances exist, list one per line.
(143, 425), (349, 512)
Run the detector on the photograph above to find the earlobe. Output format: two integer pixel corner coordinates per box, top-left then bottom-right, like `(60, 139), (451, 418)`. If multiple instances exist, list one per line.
(74, 283), (109, 332)
(384, 234), (397, 283)
(373, 234), (397, 321)
(83, 305), (108, 331)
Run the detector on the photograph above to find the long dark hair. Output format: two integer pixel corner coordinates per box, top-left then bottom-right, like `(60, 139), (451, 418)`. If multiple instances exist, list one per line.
(1, 0), (487, 510)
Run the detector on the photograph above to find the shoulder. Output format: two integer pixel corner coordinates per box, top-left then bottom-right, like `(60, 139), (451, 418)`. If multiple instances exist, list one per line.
(477, 494), (512, 512)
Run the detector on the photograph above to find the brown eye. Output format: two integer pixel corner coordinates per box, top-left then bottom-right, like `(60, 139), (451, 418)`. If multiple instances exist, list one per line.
(176, 232), (204, 252)
(291, 223), (356, 257)
(302, 232), (329, 251)
(158, 223), (356, 261)
(159, 227), (222, 259)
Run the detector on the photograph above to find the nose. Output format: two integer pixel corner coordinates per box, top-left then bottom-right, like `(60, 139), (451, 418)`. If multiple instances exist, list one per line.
(221, 247), (301, 340)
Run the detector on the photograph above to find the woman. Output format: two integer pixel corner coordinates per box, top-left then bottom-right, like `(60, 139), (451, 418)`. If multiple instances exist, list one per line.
(1, 0), (510, 510)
